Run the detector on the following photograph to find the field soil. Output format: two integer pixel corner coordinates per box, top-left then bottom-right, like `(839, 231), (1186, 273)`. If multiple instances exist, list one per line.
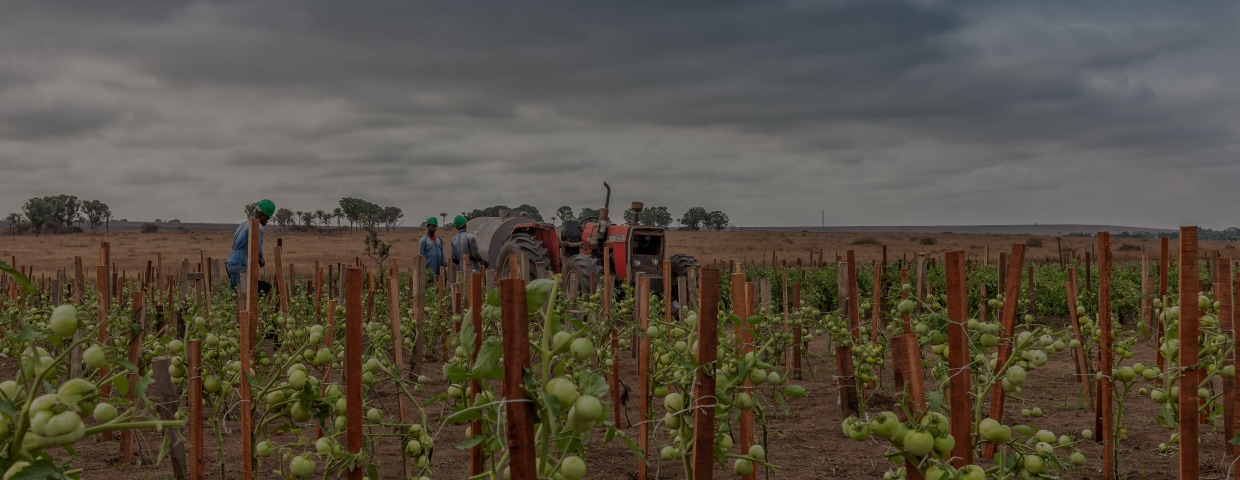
(3, 230), (1223, 279)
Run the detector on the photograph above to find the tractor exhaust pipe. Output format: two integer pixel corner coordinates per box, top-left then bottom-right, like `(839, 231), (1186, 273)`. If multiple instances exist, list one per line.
(597, 182), (611, 247)
(629, 202), (644, 225)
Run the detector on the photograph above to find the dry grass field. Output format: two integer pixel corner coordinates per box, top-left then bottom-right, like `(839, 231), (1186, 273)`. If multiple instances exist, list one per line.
(2, 229), (1228, 279)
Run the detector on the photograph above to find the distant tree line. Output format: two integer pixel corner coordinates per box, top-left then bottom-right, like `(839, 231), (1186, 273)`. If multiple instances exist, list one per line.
(6, 195), (112, 235)
(463, 203), (729, 230)
(265, 197), (403, 233)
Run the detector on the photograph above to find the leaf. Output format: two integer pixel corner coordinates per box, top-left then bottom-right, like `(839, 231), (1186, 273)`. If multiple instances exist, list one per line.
(113, 376), (130, 397)
(16, 326), (44, 342)
(1228, 432), (1240, 446)
(525, 279), (555, 317)
(485, 288), (501, 308)
(445, 408), (484, 424)
(1012, 425), (1033, 436)
(455, 435), (486, 450)
(113, 358), (139, 374)
(578, 373), (609, 398)
(367, 463), (379, 480)
(1156, 407), (1176, 429)
(0, 260), (36, 295)
(134, 375), (155, 399)
(781, 385), (809, 398)
(471, 338), (504, 380)
(459, 320), (477, 358)
(443, 364), (469, 383)
(7, 456), (74, 480)
(0, 400), (17, 417)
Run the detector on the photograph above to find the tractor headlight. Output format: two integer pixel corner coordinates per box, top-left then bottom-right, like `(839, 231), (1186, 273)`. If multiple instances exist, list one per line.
(652, 259), (660, 266)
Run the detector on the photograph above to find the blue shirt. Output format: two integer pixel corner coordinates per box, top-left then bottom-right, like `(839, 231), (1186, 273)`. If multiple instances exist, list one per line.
(225, 220), (264, 272)
(420, 234), (445, 276)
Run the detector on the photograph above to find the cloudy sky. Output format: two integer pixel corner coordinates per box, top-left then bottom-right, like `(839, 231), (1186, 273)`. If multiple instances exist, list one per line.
(0, 1), (1236, 228)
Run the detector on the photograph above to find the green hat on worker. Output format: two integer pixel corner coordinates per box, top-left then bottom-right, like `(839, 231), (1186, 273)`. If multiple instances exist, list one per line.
(256, 199), (275, 217)
(453, 215), (467, 228)
(426, 217), (438, 226)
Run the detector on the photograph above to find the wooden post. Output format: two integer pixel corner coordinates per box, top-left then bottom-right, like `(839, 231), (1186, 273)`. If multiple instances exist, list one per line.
(1179, 227), (1200, 480)
(1085, 251), (1092, 292)
(944, 251), (972, 467)
(733, 277), (757, 480)
(151, 356), (189, 480)
(983, 244), (1026, 459)
(387, 275), (411, 478)
(344, 267), (364, 480)
(1220, 258), (1236, 456)
(120, 293), (144, 463)
(847, 250), (859, 339)
(1098, 232), (1115, 479)
(1159, 237), (1170, 371)
(188, 339), (204, 480)
(1027, 264), (1036, 319)
(691, 269), (719, 480)
(1066, 268), (1095, 406)
(412, 255), (426, 375)
(792, 282), (802, 379)
(469, 273), (485, 477)
(916, 253), (927, 313)
(96, 260), (112, 442)
(499, 277), (536, 480)
(637, 276), (651, 480)
(603, 247), (621, 425)
(275, 240), (289, 314)
(1142, 256), (1152, 335)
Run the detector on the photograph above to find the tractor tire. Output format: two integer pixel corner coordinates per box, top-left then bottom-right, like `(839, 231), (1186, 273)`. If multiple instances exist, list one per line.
(668, 254), (699, 307)
(497, 233), (552, 280)
(563, 254), (602, 299)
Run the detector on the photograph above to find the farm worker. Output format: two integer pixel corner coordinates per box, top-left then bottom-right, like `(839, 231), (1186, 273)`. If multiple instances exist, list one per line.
(419, 217), (446, 280)
(226, 199), (274, 292)
(450, 215), (489, 275)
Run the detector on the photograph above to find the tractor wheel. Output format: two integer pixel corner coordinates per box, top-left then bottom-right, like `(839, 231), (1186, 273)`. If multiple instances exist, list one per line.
(497, 233), (552, 280)
(563, 254), (602, 298)
(668, 254), (699, 307)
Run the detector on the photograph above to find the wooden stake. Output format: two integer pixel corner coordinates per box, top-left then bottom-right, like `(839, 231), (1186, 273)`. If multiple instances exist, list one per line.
(691, 269), (720, 480)
(847, 250), (859, 339)
(792, 282), (803, 379)
(344, 267), (364, 480)
(188, 339), (204, 480)
(944, 251), (972, 467)
(1098, 232), (1115, 479)
(637, 276), (651, 480)
(96, 262), (112, 442)
(499, 277), (536, 480)
(120, 292), (144, 463)
(1159, 237), (1169, 371)
(1066, 268), (1095, 407)
(1179, 227), (1200, 480)
(387, 275), (411, 478)
(469, 273), (485, 477)
(982, 244), (1026, 459)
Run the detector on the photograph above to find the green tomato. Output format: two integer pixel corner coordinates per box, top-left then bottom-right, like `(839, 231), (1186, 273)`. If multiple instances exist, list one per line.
(83, 346), (107, 369)
(49, 305), (79, 338)
(545, 377), (580, 410)
(256, 440), (273, 457)
(842, 417), (870, 441)
(57, 378), (96, 405)
(903, 430), (935, 457)
(290, 455), (315, 478)
(733, 459), (753, 476)
(664, 392), (684, 412)
(559, 455), (586, 480)
(570, 338), (595, 361)
(93, 402), (118, 423)
(1023, 454), (1045, 474)
(869, 412), (900, 439)
(571, 395), (603, 422)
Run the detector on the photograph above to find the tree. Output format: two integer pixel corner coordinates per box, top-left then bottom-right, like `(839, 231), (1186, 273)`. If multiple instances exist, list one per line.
(578, 207), (600, 221)
(644, 206), (673, 227)
(706, 210), (731, 231)
(298, 211), (314, 228)
(5, 213), (23, 235)
(440, 212), (448, 226)
(556, 206), (575, 224)
(513, 204), (543, 222)
(244, 203), (258, 218)
(22, 197), (55, 235)
(678, 207), (709, 231)
(46, 195), (80, 228)
(339, 197), (383, 230)
(80, 200), (111, 231)
(333, 207), (344, 228)
(363, 225), (392, 272)
(382, 206), (404, 232)
(315, 210), (329, 231)
(274, 208), (295, 230)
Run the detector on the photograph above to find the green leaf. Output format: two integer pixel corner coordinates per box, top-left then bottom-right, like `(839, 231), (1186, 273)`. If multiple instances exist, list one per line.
(8, 455), (74, 480)
(0, 260), (36, 296)
(459, 319), (477, 358)
(17, 326), (43, 342)
(579, 373), (609, 398)
(471, 338), (504, 380)
(455, 435), (486, 450)
(1228, 432), (1240, 446)
(367, 463), (379, 480)
(134, 375), (155, 399)
(113, 358), (138, 374)
(446, 408), (484, 424)
(1156, 407), (1176, 429)
(781, 385), (808, 398)
(113, 376), (130, 397)
(0, 400), (17, 417)
(525, 279), (555, 317)
(485, 288), (501, 308)
(443, 364), (469, 383)
(1012, 425), (1033, 436)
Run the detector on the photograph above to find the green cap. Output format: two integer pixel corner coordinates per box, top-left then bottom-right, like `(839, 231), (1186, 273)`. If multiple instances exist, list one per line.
(426, 217), (438, 226)
(454, 215), (467, 228)
(256, 199), (275, 217)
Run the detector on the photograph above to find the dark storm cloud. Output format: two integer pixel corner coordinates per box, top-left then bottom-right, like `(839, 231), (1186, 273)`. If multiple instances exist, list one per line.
(0, 0), (1234, 227)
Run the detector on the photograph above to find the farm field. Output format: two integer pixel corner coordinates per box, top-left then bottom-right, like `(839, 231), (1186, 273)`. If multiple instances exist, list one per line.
(0, 229), (1214, 279)
(1, 227), (1237, 480)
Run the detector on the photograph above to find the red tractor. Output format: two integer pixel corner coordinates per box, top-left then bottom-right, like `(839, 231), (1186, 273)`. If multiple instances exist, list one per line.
(466, 183), (698, 301)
